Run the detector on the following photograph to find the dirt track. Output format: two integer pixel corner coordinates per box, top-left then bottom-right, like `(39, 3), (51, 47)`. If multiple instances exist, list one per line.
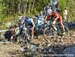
(0, 43), (21, 57)
(0, 30), (75, 57)
(32, 30), (75, 45)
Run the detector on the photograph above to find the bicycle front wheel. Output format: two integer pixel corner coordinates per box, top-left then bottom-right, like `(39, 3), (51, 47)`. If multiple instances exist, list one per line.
(43, 27), (55, 38)
(64, 26), (70, 37)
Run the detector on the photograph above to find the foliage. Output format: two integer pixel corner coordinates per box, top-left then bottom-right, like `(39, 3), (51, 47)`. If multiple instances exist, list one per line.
(0, 0), (75, 29)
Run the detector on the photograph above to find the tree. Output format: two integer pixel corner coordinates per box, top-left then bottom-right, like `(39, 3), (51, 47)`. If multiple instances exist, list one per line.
(0, 0), (50, 16)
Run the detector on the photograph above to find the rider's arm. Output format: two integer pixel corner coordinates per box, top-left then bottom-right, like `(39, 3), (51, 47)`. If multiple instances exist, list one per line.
(31, 19), (35, 27)
(44, 11), (48, 23)
(44, 16), (47, 23)
(55, 13), (59, 20)
(53, 13), (59, 24)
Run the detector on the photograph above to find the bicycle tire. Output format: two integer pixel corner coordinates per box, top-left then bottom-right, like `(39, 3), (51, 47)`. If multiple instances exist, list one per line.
(57, 26), (70, 37)
(43, 27), (55, 38)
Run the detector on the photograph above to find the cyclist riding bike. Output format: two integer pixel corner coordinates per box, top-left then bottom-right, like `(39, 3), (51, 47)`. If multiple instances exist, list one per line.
(21, 16), (35, 39)
(45, 7), (65, 35)
(35, 12), (44, 29)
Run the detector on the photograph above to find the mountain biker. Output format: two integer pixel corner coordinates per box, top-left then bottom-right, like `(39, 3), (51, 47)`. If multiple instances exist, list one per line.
(35, 12), (44, 29)
(45, 8), (65, 35)
(18, 15), (35, 39)
(23, 16), (35, 39)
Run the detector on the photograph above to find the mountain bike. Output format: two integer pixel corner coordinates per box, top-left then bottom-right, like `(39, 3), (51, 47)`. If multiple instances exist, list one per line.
(16, 27), (31, 45)
(34, 23), (48, 38)
(43, 21), (70, 38)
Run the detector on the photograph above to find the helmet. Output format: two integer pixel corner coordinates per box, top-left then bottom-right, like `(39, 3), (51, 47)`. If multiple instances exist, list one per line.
(18, 16), (23, 20)
(25, 16), (29, 19)
(47, 8), (53, 15)
(38, 16), (42, 20)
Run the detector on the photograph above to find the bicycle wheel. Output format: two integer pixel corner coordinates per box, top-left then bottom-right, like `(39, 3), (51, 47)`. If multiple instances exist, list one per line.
(64, 26), (70, 37)
(57, 26), (70, 37)
(43, 27), (55, 38)
(23, 31), (31, 43)
(19, 31), (31, 44)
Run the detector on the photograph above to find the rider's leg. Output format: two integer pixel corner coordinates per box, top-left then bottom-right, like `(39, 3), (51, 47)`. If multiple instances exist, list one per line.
(60, 23), (65, 34)
(19, 29), (22, 35)
(52, 20), (57, 31)
(32, 27), (34, 39)
(59, 18), (65, 35)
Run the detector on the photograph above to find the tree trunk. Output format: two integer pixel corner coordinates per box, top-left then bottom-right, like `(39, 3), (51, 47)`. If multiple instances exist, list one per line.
(18, 3), (21, 14)
(31, 0), (35, 13)
(28, 2), (31, 15)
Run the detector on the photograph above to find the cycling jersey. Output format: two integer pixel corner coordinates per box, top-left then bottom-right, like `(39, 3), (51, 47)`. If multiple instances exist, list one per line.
(37, 15), (43, 21)
(24, 18), (34, 26)
(36, 15), (44, 26)
(47, 12), (62, 23)
(23, 17), (35, 29)
(18, 17), (34, 29)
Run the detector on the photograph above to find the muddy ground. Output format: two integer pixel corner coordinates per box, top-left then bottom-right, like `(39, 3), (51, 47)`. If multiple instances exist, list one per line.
(0, 30), (75, 57)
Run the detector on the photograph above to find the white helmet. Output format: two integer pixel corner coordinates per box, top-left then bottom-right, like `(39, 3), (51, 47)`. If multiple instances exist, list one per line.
(18, 16), (23, 20)
(47, 8), (53, 15)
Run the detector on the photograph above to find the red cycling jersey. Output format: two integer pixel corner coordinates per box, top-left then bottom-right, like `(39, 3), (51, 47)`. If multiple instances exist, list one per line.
(47, 12), (62, 23)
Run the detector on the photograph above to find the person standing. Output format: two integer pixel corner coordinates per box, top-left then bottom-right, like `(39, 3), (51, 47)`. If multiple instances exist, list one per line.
(50, 0), (59, 11)
(63, 8), (68, 22)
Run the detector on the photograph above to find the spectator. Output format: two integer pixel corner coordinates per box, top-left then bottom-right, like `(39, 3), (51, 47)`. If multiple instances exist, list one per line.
(50, 0), (61, 12)
(50, 0), (59, 9)
(4, 27), (13, 41)
(63, 8), (68, 22)
(4, 25), (16, 42)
